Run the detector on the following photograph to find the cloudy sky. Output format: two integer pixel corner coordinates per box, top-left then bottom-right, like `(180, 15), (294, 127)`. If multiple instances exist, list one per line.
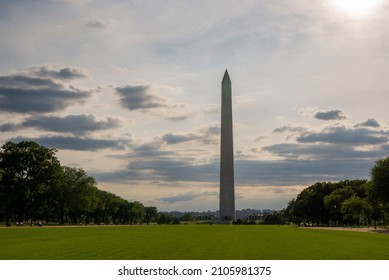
(1, 0), (389, 211)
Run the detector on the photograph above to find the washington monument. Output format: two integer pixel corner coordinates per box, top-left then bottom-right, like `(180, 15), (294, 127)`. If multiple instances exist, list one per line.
(219, 69), (235, 221)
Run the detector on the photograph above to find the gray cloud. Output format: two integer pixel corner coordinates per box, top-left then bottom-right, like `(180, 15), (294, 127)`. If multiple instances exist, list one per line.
(96, 153), (374, 188)
(85, 19), (110, 29)
(162, 133), (193, 145)
(21, 114), (122, 135)
(158, 191), (218, 203)
(159, 193), (199, 203)
(27, 66), (88, 80)
(162, 125), (220, 145)
(0, 75), (60, 89)
(297, 126), (388, 145)
(130, 142), (171, 157)
(10, 136), (130, 151)
(125, 157), (218, 182)
(91, 121), (388, 189)
(96, 158), (212, 183)
(314, 109), (346, 121)
(0, 123), (22, 132)
(0, 68), (91, 113)
(96, 124), (384, 187)
(115, 85), (168, 111)
(254, 123), (389, 185)
(272, 125), (306, 134)
(263, 142), (384, 160)
(355, 119), (380, 128)
(96, 138), (218, 183)
(165, 113), (192, 121)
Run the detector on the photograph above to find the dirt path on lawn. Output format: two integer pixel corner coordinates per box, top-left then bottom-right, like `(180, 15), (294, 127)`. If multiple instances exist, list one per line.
(303, 226), (389, 234)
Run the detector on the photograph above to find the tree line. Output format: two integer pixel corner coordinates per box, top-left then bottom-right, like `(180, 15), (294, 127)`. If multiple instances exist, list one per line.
(281, 157), (389, 227)
(3, 140), (389, 227)
(0, 141), (160, 226)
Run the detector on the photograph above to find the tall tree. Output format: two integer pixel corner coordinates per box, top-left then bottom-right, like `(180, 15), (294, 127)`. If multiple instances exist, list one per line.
(129, 201), (145, 224)
(180, 212), (193, 222)
(293, 182), (338, 225)
(365, 181), (383, 228)
(371, 157), (389, 204)
(95, 190), (124, 224)
(62, 167), (97, 224)
(144, 206), (158, 224)
(0, 141), (60, 223)
(341, 196), (370, 225)
(0, 168), (6, 221)
(323, 185), (355, 225)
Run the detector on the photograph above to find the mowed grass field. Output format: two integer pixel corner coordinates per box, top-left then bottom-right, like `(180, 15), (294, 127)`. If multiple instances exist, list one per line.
(1, 225), (388, 260)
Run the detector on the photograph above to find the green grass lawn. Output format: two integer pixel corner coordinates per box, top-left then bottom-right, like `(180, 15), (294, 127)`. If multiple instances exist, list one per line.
(0, 225), (388, 260)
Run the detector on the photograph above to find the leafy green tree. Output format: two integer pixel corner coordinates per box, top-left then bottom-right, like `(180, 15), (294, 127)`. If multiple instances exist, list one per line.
(180, 212), (193, 222)
(0, 141), (160, 226)
(371, 157), (389, 204)
(365, 181), (383, 228)
(52, 166), (71, 224)
(288, 180), (367, 226)
(341, 196), (370, 225)
(129, 201), (145, 224)
(117, 200), (131, 224)
(293, 182), (338, 225)
(57, 167), (97, 224)
(144, 206), (158, 224)
(157, 213), (168, 224)
(323, 185), (355, 225)
(0, 168), (5, 221)
(263, 212), (285, 224)
(283, 198), (296, 224)
(108, 195), (126, 225)
(96, 190), (125, 224)
(0, 141), (60, 223)
(157, 213), (174, 224)
(323, 193), (341, 224)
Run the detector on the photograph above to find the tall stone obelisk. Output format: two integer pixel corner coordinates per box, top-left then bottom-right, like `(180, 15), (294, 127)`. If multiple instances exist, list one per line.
(219, 69), (235, 221)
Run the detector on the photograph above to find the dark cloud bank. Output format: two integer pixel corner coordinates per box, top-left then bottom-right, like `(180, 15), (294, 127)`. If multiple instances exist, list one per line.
(2, 114), (122, 135)
(10, 135), (131, 151)
(96, 121), (389, 191)
(297, 126), (387, 145)
(0, 66), (90, 113)
(0, 66), (128, 151)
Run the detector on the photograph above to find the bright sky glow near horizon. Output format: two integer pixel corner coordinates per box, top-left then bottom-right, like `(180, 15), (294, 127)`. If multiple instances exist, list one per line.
(1, 0), (389, 212)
